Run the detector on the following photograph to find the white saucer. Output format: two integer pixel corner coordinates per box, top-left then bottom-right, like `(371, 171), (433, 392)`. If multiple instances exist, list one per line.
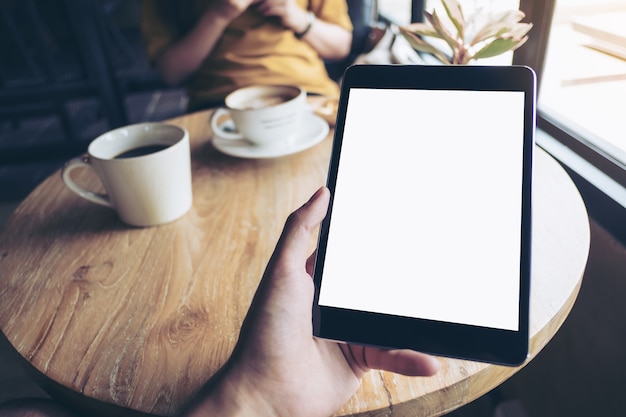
(212, 112), (329, 159)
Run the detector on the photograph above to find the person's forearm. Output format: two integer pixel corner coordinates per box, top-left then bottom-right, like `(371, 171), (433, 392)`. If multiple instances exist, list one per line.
(300, 19), (352, 60)
(280, 6), (352, 60)
(155, 12), (233, 86)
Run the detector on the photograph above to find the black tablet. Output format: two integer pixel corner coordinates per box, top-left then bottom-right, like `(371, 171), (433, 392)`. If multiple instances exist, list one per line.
(312, 64), (535, 366)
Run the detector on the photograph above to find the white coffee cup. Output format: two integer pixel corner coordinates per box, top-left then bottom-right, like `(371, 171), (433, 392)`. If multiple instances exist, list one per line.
(210, 85), (306, 147)
(61, 123), (192, 227)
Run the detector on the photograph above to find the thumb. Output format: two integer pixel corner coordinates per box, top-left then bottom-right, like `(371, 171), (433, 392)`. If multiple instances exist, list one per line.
(240, 187), (330, 329)
(269, 187), (330, 278)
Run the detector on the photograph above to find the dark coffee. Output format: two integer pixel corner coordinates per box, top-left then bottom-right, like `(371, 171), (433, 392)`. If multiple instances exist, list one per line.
(114, 144), (169, 159)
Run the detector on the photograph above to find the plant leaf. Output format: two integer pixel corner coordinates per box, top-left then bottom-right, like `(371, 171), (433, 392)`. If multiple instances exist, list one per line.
(470, 15), (531, 46)
(399, 26), (452, 64)
(442, 0), (465, 41)
(472, 37), (526, 60)
(509, 22), (533, 39)
(470, 22), (514, 45)
(403, 3), (532, 64)
(492, 9), (526, 25)
(401, 22), (440, 39)
(425, 10), (460, 52)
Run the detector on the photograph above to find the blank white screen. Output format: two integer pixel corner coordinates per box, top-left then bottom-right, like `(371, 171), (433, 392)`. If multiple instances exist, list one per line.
(318, 88), (525, 331)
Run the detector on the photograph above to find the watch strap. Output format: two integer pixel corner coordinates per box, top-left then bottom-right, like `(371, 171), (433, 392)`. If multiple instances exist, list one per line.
(295, 11), (315, 39)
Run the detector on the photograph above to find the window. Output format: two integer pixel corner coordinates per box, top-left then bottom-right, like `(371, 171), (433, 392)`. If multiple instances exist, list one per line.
(540, 0), (626, 167)
(379, 0), (413, 24)
(524, 0), (626, 240)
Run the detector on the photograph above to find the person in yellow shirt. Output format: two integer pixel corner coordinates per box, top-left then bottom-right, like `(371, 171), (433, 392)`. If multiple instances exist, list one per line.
(141, 0), (353, 111)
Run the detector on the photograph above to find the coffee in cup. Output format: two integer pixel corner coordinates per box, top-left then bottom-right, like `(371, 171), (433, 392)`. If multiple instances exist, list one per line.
(61, 122), (192, 227)
(210, 85), (306, 147)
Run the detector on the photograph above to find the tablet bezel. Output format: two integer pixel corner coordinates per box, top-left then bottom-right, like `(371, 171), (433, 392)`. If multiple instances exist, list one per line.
(312, 64), (535, 366)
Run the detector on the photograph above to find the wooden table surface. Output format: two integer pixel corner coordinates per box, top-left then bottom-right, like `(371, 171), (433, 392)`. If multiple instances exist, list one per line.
(0, 105), (590, 417)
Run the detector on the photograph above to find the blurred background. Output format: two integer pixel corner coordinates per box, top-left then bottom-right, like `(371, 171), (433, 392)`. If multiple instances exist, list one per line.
(0, 0), (187, 201)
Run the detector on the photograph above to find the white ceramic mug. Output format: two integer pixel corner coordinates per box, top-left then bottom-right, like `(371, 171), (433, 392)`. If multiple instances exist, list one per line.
(210, 85), (306, 147)
(61, 123), (192, 227)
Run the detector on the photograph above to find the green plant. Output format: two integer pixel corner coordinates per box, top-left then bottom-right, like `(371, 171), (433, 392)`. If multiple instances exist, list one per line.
(399, 0), (533, 65)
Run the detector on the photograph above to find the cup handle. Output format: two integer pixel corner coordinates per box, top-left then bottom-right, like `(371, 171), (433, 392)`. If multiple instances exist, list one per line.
(61, 156), (113, 208)
(210, 108), (245, 140)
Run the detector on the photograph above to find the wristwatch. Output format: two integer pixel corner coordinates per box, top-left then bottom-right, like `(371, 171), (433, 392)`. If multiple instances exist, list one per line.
(295, 11), (315, 39)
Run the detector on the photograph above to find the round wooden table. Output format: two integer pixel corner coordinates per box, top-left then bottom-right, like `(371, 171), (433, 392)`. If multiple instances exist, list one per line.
(0, 106), (590, 417)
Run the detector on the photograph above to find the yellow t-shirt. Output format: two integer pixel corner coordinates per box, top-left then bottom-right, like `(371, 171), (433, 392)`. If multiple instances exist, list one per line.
(141, 0), (352, 110)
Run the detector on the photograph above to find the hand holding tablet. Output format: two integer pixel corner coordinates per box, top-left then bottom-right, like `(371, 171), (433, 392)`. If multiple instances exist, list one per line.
(312, 64), (536, 366)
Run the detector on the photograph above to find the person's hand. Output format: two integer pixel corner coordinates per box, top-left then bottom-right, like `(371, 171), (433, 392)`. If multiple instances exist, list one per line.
(208, 0), (257, 21)
(252, 0), (306, 30)
(153, 0), (257, 86)
(182, 187), (440, 417)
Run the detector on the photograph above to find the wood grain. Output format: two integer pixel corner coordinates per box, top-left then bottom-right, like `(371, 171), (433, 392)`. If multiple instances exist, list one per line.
(0, 107), (590, 417)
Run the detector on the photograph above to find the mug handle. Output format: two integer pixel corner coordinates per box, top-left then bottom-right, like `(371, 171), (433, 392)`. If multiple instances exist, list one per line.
(61, 156), (113, 207)
(210, 108), (245, 140)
